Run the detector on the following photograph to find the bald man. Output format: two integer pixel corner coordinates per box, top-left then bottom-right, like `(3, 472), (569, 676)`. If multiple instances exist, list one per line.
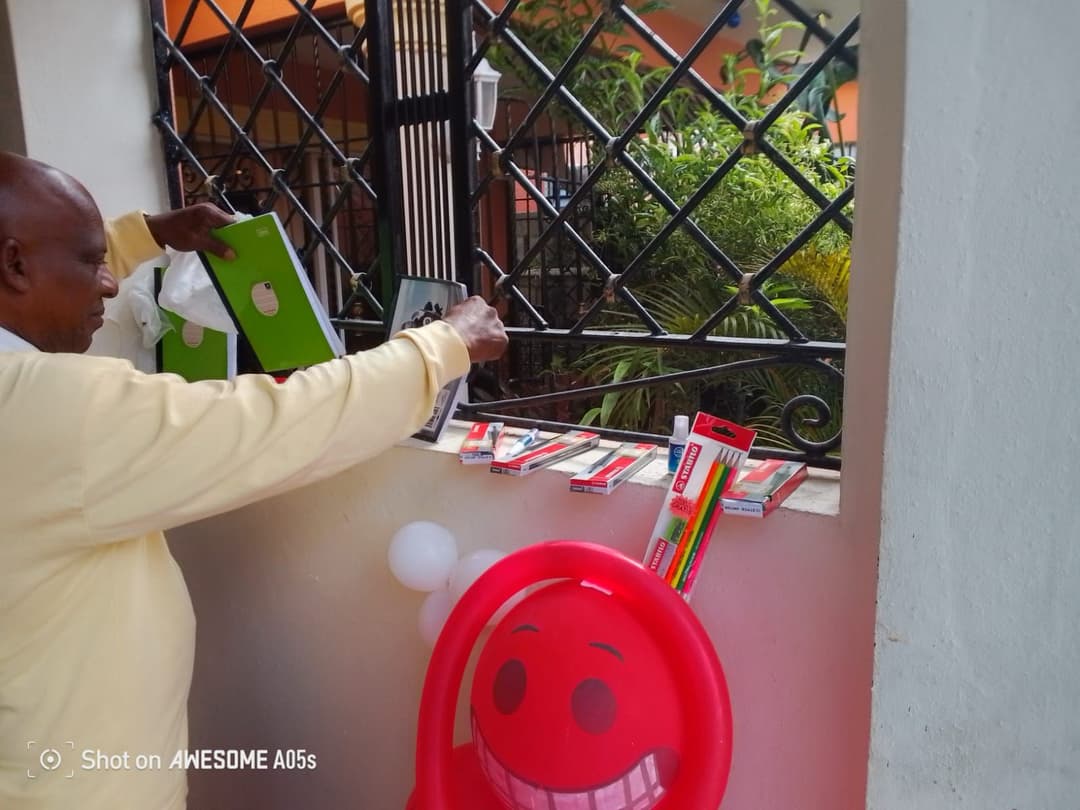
(0, 152), (507, 810)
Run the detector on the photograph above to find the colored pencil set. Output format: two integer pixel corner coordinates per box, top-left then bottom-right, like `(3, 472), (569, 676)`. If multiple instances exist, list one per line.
(643, 413), (756, 601)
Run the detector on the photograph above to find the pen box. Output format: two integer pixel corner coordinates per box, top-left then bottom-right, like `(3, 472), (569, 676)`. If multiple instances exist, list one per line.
(569, 443), (659, 494)
(458, 421), (505, 465)
(720, 459), (807, 517)
(490, 430), (600, 477)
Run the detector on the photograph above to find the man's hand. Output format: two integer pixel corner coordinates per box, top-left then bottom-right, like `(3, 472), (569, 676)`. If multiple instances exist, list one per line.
(443, 296), (508, 363)
(144, 203), (237, 260)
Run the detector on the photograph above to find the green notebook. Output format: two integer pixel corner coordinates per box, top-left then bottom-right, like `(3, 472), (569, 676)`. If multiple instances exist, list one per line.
(158, 307), (237, 382)
(198, 212), (345, 373)
(155, 266), (237, 382)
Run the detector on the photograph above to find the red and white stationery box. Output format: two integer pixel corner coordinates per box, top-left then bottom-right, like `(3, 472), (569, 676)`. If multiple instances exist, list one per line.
(720, 459), (807, 517)
(489, 430), (600, 477)
(458, 421), (504, 465)
(569, 442), (659, 494)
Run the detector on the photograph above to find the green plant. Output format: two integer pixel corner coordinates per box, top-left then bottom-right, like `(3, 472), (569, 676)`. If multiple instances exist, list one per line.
(491, 0), (674, 130)
(593, 110), (851, 283)
(778, 245), (849, 327)
(576, 273), (810, 431)
(726, 0), (859, 143)
(494, 0), (853, 441)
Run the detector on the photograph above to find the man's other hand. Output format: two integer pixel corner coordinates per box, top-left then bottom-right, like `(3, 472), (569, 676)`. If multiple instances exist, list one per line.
(145, 203), (237, 260)
(443, 296), (508, 363)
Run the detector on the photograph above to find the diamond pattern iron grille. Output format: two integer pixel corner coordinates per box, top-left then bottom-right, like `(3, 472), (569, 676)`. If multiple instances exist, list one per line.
(149, 0), (856, 468)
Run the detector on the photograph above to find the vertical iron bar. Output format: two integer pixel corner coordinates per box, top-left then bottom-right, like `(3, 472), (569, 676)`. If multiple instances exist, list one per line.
(411, 0), (433, 277)
(445, 0), (475, 289)
(148, 0), (185, 209)
(431, 0), (450, 279)
(397, 0), (417, 275)
(367, 0), (407, 305)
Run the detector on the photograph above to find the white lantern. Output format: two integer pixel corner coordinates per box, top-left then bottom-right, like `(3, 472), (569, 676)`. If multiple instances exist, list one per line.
(473, 57), (502, 131)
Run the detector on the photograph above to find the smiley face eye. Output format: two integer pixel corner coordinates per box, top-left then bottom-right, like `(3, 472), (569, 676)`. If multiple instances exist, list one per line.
(493, 658), (527, 715)
(571, 677), (617, 734)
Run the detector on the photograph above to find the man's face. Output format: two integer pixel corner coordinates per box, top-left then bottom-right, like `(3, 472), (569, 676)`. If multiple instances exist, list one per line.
(20, 196), (118, 353)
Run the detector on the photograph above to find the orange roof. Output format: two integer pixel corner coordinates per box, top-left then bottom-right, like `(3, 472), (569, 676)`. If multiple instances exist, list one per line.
(164, 0), (343, 47)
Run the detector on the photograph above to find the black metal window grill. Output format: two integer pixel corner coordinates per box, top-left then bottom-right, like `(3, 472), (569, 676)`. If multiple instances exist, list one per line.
(149, 0), (857, 469)
(149, 0), (387, 340)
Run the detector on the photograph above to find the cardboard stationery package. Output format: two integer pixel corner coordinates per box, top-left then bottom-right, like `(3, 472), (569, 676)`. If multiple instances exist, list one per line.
(721, 459), (807, 517)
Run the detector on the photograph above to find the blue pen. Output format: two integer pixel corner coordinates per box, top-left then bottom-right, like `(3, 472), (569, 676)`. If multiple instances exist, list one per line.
(503, 428), (539, 459)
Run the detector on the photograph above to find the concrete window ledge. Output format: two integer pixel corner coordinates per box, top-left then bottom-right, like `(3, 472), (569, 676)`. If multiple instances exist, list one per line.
(398, 420), (840, 518)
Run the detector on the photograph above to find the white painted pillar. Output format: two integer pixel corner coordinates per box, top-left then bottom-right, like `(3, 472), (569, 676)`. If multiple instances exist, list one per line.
(2, 0), (167, 215)
(2, 0), (169, 368)
(856, 1), (1080, 807)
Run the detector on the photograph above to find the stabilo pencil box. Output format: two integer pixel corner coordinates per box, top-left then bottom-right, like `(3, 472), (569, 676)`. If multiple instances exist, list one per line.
(642, 413), (756, 600)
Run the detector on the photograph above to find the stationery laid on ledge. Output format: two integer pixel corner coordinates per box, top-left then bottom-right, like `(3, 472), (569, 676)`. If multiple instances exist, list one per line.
(569, 442), (659, 494)
(643, 413), (756, 601)
(721, 459), (807, 517)
(458, 421), (505, 464)
(197, 211), (344, 374)
(489, 430), (600, 476)
(388, 275), (468, 443)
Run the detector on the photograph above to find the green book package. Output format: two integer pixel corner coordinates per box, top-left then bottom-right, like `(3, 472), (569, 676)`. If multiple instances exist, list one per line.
(158, 307), (237, 382)
(155, 266), (236, 382)
(198, 212), (345, 373)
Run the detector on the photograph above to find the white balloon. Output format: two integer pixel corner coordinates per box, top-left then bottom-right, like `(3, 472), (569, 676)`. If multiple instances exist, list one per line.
(387, 521), (459, 592)
(418, 588), (454, 647)
(448, 549), (506, 605)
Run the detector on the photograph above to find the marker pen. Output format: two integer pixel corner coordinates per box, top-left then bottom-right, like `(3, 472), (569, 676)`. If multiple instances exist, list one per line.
(502, 428), (539, 459)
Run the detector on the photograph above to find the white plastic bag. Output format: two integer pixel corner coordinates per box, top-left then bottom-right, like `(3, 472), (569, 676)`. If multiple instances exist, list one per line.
(103, 263), (172, 349)
(157, 248), (238, 335)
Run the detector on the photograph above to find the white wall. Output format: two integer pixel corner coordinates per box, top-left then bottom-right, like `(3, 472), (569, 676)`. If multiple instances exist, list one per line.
(167, 447), (873, 810)
(2, 0), (168, 216)
(862, 1), (1080, 807)
(2, 0), (171, 365)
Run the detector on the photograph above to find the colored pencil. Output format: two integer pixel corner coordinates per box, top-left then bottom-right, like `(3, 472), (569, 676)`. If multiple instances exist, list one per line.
(680, 463), (738, 598)
(675, 464), (733, 592)
(666, 459), (725, 586)
(648, 513), (688, 573)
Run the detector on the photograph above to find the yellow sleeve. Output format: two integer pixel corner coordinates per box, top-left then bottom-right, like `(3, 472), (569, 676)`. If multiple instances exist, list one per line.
(104, 210), (165, 280)
(72, 319), (469, 541)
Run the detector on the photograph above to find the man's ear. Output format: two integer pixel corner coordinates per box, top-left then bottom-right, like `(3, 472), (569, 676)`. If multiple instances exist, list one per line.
(0, 238), (31, 293)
